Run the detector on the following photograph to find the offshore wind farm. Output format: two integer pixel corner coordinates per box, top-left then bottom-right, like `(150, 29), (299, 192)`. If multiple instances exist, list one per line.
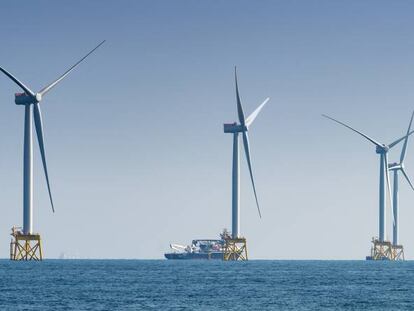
(4, 1), (414, 310)
(2, 3), (414, 263)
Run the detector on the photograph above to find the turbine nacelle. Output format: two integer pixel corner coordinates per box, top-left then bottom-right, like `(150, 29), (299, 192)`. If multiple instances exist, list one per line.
(15, 93), (38, 105)
(388, 162), (402, 171)
(223, 122), (247, 133)
(376, 145), (389, 154)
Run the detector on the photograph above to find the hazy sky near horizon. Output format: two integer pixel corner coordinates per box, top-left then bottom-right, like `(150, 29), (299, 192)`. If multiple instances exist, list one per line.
(1, 1), (414, 259)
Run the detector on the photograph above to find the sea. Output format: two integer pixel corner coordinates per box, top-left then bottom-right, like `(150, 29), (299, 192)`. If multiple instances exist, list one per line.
(0, 260), (413, 310)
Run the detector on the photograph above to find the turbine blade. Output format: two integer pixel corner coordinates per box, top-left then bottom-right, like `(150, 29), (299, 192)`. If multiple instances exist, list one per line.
(38, 40), (105, 96)
(245, 97), (269, 128)
(388, 130), (414, 148)
(235, 67), (246, 126)
(384, 153), (394, 226)
(0, 67), (35, 96)
(321, 114), (382, 147)
(400, 111), (414, 163)
(33, 103), (55, 213)
(241, 131), (262, 218)
(401, 168), (414, 191)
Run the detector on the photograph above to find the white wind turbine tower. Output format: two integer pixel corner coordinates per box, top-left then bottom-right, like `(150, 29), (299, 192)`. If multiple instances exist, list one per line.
(322, 114), (413, 260)
(223, 68), (269, 240)
(1, 41), (105, 260)
(388, 111), (414, 247)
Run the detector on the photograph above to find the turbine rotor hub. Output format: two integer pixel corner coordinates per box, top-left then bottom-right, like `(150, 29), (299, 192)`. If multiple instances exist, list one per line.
(35, 93), (42, 102)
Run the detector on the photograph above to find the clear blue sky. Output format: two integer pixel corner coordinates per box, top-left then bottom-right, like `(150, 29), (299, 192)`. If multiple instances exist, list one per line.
(1, 1), (414, 259)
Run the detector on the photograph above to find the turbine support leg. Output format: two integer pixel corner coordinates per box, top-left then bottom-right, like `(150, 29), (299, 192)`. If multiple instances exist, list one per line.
(393, 170), (399, 246)
(23, 104), (33, 235)
(232, 132), (240, 239)
(379, 153), (386, 242)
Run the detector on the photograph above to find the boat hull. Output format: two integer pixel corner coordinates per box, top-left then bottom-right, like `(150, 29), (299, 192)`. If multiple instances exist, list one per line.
(165, 252), (223, 260)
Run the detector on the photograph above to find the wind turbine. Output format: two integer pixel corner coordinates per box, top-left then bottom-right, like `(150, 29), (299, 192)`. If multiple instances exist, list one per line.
(223, 68), (269, 239)
(322, 114), (413, 242)
(388, 111), (414, 246)
(0, 41), (105, 236)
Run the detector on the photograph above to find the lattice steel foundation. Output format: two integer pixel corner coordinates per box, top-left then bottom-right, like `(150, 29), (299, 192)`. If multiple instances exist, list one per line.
(10, 227), (43, 261)
(391, 244), (405, 261)
(223, 237), (248, 261)
(366, 237), (404, 261)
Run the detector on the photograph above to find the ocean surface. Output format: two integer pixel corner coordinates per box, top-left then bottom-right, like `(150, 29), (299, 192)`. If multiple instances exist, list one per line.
(0, 260), (413, 310)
